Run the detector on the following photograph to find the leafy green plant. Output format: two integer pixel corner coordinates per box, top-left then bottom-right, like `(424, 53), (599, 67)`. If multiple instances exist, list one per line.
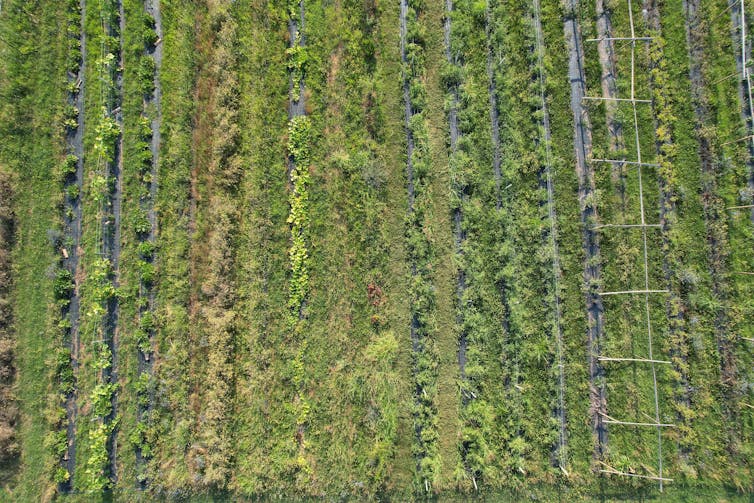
(59, 154), (78, 180)
(138, 56), (156, 95)
(138, 260), (155, 286)
(53, 269), (74, 301)
(137, 240), (156, 259)
(286, 115), (312, 320)
(286, 39), (308, 102)
(62, 105), (79, 130)
(83, 420), (116, 492)
(93, 112), (120, 163)
(131, 209), (151, 236)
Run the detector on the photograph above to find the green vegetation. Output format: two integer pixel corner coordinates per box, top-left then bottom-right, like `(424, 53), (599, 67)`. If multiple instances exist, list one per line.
(184, 3), (241, 489)
(401, 0), (442, 491)
(148, 0), (198, 493)
(0, 0), (752, 500)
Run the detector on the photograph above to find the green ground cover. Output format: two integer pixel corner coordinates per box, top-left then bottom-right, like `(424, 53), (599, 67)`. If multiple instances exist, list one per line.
(0, 0), (751, 500)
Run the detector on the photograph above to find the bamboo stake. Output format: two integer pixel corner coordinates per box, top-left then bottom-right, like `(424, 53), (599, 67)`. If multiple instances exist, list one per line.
(582, 96), (651, 103)
(591, 158), (659, 167)
(593, 223), (662, 229)
(600, 468), (673, 482)
(721, 134), (754, 146)
(602, 419), (675, 427)
(585, 36), (653, 42)
(600, 289), (668, 295)
(599, 356), (671, 364)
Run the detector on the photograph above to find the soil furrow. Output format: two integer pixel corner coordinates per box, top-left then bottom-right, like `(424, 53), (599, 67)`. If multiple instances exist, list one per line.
(485, 2), (514, 379)
(400, 0), (415, 221)
(444, 0), (473, 485)
(400, 0), (424, 471)
(147, 0), (161, 234)
(288, 2), (306, 123)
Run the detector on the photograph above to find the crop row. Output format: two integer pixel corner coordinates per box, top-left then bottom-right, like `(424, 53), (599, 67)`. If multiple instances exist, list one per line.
(2, 0), (753, 498)
(681, 0), (754, 485)
(284, 0), (313, 486)
(573, 0), (754, 488)
(45, 0), (85, 490)
(400, 0), (441, 490)
(117, 0), (161, 489)
(74, 0), (123, 492)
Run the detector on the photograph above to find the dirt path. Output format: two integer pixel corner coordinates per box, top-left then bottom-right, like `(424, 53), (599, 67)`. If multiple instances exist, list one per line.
(62, 0), (86, 490)
(563, 0), (607, 462)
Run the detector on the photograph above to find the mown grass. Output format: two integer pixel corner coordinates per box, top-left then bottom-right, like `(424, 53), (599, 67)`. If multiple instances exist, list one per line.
(0, 2), (67, 500)
(147, 0), (198, 495)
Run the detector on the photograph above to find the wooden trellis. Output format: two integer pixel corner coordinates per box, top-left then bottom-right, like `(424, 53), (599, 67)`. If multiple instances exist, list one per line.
(582, 0), (672, 489)
(728, 2), (754, 291)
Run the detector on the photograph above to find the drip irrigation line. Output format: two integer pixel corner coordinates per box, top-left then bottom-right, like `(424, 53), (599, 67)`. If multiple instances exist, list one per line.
(599, 289), (668, 295)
